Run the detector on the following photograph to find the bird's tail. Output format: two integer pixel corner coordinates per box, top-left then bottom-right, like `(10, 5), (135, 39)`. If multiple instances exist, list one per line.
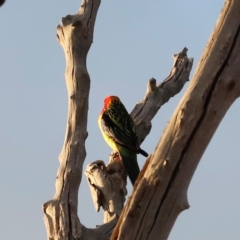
(118, 146), (140, 186)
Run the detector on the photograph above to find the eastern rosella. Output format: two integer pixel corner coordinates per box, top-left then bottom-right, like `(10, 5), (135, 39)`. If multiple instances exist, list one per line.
(98, 96), (148, 185)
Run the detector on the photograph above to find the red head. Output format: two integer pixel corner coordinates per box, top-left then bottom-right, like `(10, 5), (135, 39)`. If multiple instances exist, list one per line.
(103, 96), (120, 108)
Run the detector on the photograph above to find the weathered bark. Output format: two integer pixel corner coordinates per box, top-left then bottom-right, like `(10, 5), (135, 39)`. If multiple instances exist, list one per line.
(85, 48), (193, 224)
(43, 0), (193, 236)
(43, 0), (240, 240)
(131, 47), (193, 144)
(85, 158), (127, 224)
(43, 1), (101, 239)
(111, 0), (240, 239)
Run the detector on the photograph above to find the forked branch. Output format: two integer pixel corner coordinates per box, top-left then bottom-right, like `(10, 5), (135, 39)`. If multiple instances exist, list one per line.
(43, 0), (240, 240)
(85, 47), (193, 227)
(112, 1), (240, 239)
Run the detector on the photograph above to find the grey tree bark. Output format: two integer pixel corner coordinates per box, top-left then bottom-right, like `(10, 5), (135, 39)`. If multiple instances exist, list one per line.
(43, 1), (101, 239)
(111, 0), (240, 239)
(43, 0), (240, 240)
(85, 47), (193, 224)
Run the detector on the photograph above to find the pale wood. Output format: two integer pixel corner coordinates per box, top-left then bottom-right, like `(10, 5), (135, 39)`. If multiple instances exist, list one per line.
(111, 0), (240, 239)
(131, 47), (193, 144)
(85, 48), (193, 226)
(43, 0), (240, 239)
(85, 158), (127, 223)
(43, 0), (101, 239)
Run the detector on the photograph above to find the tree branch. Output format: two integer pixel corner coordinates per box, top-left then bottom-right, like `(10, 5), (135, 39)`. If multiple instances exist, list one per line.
(43, 0), (240, 239)
(43, 1), (101, 239)
(112, 0), (240, 239)
(85, 159), (127, 224)
(131, 47), (193, 143)
(85, 48), (193, 228)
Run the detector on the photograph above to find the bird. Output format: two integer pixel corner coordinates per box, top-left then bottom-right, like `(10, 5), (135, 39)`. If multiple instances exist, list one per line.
(98, 95), (148, 185)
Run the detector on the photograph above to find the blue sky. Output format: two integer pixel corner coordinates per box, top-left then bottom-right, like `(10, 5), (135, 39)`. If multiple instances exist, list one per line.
(0, 1), (240, 239)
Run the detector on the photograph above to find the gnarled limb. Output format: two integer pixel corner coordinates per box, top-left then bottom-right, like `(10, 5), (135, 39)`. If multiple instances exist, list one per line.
(43, 1), (101, 239)
(112, 0), (240, 239)
(44, 0), (240, 239)
(131, 47), (193, 143)
(86, 48), (193, 225)
(85, 158), (127, 224)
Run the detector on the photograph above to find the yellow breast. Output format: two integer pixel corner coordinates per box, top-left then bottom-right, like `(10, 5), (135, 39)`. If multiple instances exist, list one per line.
(98, 113), (118, 152)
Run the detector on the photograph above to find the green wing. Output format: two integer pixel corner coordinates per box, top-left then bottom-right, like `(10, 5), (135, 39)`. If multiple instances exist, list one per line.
(105, 100), (139, 151)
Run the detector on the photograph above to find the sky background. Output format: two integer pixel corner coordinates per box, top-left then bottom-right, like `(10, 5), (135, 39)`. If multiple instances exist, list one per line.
(0, 1), (240, 240)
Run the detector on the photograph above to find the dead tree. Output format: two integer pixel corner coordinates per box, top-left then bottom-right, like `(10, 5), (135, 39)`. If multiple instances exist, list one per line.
(43, 0), (240, 239)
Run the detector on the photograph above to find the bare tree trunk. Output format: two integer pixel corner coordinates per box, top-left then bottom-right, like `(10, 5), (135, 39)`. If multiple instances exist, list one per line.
(111, 0), (240, 239)
(43, 1), (101, 239)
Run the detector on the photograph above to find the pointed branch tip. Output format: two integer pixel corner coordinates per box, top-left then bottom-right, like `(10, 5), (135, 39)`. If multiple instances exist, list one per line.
(148, 78), (157, 93)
